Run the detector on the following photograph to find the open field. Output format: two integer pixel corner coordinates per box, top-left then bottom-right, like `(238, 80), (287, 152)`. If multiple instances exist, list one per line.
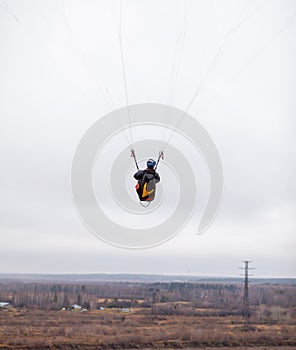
(0, 308), (295, 349)
(0, 279), (295, 349)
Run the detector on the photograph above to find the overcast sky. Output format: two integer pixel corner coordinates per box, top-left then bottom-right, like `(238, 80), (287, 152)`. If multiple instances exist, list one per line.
(1, 0), (296, 277)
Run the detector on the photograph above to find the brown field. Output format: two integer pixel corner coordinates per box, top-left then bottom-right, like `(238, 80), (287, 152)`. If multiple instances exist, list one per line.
(0, 280), (296, 349)
(0, 307), (296, 349)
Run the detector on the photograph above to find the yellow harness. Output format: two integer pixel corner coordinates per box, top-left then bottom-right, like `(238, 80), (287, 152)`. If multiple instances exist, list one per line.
(142, 182), (154, 197)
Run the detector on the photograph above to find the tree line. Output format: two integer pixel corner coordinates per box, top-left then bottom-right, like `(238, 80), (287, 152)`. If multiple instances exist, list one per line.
(0, 280), (295, 312)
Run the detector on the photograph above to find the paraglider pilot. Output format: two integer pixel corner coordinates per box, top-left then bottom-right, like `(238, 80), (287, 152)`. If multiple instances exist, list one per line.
(134, 159), (160, 202)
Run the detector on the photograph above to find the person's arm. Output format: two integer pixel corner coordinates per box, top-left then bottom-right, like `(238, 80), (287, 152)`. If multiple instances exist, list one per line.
(134, 170), (144, 180)
(154, 172), (160, 183)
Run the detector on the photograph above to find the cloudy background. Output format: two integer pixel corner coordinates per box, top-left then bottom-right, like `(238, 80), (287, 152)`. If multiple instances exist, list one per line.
(1, 0), (296, 277)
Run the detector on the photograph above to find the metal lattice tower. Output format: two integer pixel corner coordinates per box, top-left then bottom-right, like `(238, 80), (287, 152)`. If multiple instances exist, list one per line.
(240, 260), (254, 327)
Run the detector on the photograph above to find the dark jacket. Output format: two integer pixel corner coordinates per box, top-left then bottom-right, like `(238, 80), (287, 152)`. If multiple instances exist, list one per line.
(134, 168), (160, 183)
(134, 168), (160, 201)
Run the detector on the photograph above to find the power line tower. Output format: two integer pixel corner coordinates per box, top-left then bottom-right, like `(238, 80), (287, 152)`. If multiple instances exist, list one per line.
(151, 289), (157, 315)
(239, 260), (254, 328)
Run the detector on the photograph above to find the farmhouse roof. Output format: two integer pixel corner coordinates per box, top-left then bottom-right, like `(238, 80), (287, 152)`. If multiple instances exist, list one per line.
(0, 302), (13, 307)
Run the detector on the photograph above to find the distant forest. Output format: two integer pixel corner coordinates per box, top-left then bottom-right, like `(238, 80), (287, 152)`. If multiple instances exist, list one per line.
(1, 280), (295, 318)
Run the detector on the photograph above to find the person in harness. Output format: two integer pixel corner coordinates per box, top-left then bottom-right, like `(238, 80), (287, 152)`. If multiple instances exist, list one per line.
(134, 159), (160, 202)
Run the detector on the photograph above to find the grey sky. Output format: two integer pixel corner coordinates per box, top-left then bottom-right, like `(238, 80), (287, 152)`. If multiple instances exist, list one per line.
(1, 0), (296, 277)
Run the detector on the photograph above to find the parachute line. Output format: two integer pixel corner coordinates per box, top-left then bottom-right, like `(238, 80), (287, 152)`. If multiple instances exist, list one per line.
(163, 0), (269, 150)
(62, 0), (131, 148)
(162, 0), (186, 150)
(0, 0), (20, 23)
(173, 7), (296, 141)
(119, 0), (133, 148)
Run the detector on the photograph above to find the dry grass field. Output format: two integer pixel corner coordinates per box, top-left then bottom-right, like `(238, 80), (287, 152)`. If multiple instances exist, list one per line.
(0, 307), (295, 349)
(0, 280), (295, 349)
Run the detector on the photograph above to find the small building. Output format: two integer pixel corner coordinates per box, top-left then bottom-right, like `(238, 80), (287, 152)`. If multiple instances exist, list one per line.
(71, 304), (82, 311)
(0, 302), (13, 309)
(121, 308), (130, 313)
